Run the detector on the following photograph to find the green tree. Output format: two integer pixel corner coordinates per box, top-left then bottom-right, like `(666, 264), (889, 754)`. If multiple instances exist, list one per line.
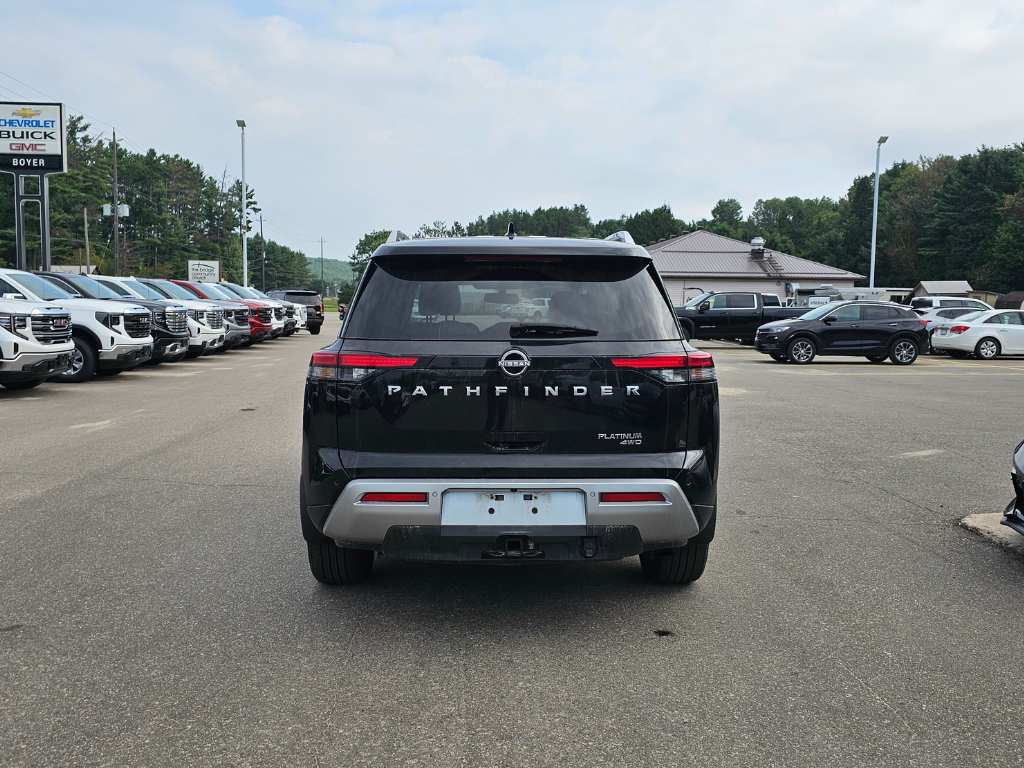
(711, 198), (743, 228)
(349, 229), (391, 280)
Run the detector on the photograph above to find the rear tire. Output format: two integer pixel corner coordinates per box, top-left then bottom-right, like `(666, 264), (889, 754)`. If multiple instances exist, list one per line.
(640, 542), (709, 584)
(787, 337), (816, 364)
(56, 337), (98, 383)
(975, 337), (1000, 360)
(889, 338), (919, 365)
(309, 326), (321, 335)
(307, 541), (374, 585)
(948, 350), (968, 359)
(866, 354), (887, 363)
(1, 378), (43, 390)
(769, 352), (787, 362)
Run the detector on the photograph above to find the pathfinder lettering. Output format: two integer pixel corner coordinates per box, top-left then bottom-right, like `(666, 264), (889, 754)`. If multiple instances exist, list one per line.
(382, 384), (642, 397)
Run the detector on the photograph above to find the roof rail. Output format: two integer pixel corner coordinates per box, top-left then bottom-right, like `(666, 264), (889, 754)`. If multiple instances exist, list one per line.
(603, 231), (635, 245)
(386, 230), (409, 243)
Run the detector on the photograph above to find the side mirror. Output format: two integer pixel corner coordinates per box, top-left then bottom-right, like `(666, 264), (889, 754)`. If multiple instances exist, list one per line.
(2, 292), (27, 300)
(822, 315), (834, 324)
(698, 301), (710, 313)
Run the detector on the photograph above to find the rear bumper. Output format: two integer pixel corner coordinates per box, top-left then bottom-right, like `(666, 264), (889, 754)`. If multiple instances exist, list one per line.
(0, 350), (73, 381)
(320, 478), (701, 554)
(931, 332), (976, 352)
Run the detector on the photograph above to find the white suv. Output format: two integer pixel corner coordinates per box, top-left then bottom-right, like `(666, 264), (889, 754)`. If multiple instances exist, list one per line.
(908, 296), (992, 314)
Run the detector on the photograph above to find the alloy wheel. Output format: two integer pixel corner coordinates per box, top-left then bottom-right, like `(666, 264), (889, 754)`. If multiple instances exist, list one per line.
(790, 340), (814, 363)
(68, 348), (85, 375)
(893, 341), (916, 364)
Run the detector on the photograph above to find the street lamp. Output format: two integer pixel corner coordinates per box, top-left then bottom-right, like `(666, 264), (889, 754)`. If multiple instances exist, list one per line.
(869, 135), (888, 289)
(237, 119), (248, 287)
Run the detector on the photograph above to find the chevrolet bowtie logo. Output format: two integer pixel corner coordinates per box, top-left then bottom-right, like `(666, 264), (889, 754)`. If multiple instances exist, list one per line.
(12, 108), (41, 118)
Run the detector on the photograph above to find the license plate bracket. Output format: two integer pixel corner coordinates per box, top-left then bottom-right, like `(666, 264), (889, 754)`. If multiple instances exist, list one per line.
(441, 490), (585, 527)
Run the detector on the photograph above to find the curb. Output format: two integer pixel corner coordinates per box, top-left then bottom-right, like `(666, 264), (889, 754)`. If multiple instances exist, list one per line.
(960, 512), (1024, 555)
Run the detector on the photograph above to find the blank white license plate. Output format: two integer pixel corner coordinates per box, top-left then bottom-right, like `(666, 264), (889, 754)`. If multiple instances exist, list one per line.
(441, 490), (586, 526)
(939, 329), (948, 335)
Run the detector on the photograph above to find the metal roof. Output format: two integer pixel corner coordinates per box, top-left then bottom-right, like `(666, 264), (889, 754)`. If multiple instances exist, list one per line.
(644, 230), (865, 281)
(373, 235), (649, 260)
(915, 280), (973, 294)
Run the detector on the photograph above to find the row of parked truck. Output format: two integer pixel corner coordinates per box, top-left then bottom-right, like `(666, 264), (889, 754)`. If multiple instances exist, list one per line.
(0, 268), (325, 389)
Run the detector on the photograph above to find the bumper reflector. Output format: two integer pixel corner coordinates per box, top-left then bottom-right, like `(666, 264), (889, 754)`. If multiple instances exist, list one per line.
(360, 492), (428, 503)
(600, 492), (666, 503)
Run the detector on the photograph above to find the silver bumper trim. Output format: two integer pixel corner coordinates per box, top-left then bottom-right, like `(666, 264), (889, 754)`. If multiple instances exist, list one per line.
(98, 342), (150, 361)
(321, 478), (699, 545)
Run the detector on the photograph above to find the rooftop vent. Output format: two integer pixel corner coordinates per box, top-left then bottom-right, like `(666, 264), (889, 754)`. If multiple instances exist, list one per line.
(750, 237), (765, 259)
(604, 231), (635, 245)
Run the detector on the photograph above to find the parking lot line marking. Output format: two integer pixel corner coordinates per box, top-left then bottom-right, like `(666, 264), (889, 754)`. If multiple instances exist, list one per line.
(901, 449), (945, 457)
(70, 420), (112, 430)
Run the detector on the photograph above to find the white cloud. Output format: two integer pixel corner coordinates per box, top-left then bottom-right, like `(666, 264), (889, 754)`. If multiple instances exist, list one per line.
(3, 0), (1023, 256)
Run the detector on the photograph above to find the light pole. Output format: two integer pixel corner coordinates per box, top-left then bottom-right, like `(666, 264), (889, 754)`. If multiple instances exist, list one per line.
(237, 119), (247, 287)
(869, 135), (888, 288)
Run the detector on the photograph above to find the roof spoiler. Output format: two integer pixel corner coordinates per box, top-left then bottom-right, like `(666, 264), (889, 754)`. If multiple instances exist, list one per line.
(386, 230), (410, 243)
(603, 231), (635, 245)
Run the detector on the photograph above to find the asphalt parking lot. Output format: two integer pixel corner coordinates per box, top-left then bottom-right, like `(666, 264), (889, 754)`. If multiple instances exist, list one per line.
(2, 325), (1023, 767)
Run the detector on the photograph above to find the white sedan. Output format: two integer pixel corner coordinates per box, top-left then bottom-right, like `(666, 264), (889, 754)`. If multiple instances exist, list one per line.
(932, 309), (1024, 359)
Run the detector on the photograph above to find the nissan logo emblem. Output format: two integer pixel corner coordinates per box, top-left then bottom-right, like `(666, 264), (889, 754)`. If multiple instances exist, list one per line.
(498, 348), (531, 378)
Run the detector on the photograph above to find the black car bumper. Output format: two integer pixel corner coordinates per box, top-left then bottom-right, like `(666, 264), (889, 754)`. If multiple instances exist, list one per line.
(153, 335), (189, 359)
(378, 525), (644, 562)
(99, 344), (153, 370)
(753, 336), (786, 353)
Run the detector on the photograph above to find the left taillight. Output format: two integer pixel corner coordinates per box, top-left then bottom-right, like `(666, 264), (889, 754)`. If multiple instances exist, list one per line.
(950, 325), (970, 334)
(609, 352), (716, 382)
(308, 351), (419, 381)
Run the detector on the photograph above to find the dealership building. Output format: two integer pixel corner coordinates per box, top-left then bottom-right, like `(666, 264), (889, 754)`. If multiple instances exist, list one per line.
(645, 230), (865, 305)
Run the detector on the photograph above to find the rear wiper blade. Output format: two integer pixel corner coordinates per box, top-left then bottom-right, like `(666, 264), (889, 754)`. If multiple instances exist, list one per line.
(510, 323), (599, 338)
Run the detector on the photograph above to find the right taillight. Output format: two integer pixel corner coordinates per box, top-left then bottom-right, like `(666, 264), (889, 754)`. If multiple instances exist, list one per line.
(950, 325), (969, 334)
(609, 352), (716, 383)
(600, 492), (666, 503)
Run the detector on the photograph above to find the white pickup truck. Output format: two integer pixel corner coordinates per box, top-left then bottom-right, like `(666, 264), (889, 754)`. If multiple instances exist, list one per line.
(0, 269), (154, 382)
(0, 297), (75, 390)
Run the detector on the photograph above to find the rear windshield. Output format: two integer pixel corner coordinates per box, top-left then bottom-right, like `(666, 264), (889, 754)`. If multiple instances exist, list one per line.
(345, 256), (680, 341)
(284, 292), (320, 304)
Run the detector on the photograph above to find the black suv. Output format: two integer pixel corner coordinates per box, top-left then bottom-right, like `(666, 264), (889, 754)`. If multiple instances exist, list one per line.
(301, 233), (720, 585)
(268, 290), (323, 334)
(754, 301), (928, 365)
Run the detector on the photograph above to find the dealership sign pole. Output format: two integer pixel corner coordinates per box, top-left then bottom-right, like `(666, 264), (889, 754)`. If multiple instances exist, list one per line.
(0, 103), (67, 271)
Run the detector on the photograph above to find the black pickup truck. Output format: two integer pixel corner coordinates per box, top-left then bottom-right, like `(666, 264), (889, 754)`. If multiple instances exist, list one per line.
(675, 291), (812, 342)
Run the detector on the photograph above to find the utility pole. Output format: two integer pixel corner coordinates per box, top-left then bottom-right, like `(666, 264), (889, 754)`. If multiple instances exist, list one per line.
(259, 214), (266, 291)
(237, 120), (247, 287)
(83, 207), (91, 272)
(112, 129), (120, 276)
(869, 135), (888, 289)
(320, 238), (325, 297)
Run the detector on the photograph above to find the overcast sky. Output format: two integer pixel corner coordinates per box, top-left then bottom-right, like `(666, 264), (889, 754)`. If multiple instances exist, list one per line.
(3, 1), (1022, 259)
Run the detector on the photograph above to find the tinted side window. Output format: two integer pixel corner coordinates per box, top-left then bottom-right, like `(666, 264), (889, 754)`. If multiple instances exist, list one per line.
(727, 293), (756, 308)
(830, 305), (862, 321)
(863, 305), (890, 320)
(0, 276), (21, 295)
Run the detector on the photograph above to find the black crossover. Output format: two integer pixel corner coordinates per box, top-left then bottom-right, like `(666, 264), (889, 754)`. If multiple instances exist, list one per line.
(754, 301), (929, 365)
(301, 232), (720, 585)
